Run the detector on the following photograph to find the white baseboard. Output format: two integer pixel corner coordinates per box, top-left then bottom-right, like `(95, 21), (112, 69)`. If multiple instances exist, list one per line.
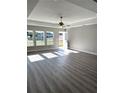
(69, 48), (97, 55)
(27, 48), (58, 52)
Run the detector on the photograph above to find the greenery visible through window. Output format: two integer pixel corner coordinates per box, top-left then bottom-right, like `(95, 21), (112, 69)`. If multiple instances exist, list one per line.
(27, 30), (34, 46)
(46, 31), (54, 45)
(27, 30), (54, 47)
(35, 31), (45, 46)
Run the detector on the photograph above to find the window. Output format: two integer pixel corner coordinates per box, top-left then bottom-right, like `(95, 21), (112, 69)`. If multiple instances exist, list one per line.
(46, 31), (54, 45)
(27, 30), (34, 47)
(35, 31), (45, 46)
(27, 30), (55, 47)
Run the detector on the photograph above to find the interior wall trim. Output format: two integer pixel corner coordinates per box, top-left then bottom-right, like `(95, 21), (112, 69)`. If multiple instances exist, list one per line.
(69, 48), (97, 55)
(27, 47), (58, 52)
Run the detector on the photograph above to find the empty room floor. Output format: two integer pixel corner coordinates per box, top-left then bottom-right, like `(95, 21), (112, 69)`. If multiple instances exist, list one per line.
(27, 49), (97, 93)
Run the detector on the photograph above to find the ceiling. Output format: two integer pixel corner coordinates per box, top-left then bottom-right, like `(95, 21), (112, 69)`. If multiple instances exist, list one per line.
(27, 0), (97, 28)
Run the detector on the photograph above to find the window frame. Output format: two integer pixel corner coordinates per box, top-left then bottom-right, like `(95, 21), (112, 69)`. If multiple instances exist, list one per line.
(35, 31), (45, 46)
(27, 30), (35, 47)
(27, 30), (55, 47)
(46, 31), (54, 46)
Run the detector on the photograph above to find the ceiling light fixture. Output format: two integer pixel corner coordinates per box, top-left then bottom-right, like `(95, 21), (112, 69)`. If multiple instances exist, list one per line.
(58, 16), (69, 32)
(59, 16), (64, 28)
(93, 0), (97, 2)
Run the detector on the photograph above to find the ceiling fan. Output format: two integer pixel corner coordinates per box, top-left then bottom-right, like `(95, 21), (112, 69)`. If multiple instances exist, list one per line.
(59, 16), (64, 27)
(93, 0), (97, 2)
(58, 16), (70, 31)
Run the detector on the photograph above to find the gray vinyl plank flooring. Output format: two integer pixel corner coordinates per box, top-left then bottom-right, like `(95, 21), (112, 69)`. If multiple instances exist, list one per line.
(27, 50), (97, 93)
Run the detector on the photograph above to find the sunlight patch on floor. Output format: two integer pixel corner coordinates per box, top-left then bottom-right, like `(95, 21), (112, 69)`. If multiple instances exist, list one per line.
(28, 54), (44, 62)
(42, 53), (58, 59)
(54, 51), (65, 56)
(66, 49), (79, 53)
(58, 49), (79, 55)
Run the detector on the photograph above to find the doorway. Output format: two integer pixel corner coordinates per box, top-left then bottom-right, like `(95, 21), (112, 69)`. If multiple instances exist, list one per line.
(59, 32), (68, 50)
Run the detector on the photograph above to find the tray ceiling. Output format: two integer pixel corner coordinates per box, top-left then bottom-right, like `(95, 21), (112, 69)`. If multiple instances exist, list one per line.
(27, 0), (97, 27)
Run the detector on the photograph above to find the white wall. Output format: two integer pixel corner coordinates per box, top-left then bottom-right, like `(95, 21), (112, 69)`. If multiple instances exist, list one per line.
(68, 24), (97, 55)
(27, 25), (59, 52)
